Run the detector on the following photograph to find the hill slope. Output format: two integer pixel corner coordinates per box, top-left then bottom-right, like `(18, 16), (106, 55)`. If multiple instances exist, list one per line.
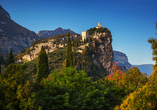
(0, 5), (40, 54)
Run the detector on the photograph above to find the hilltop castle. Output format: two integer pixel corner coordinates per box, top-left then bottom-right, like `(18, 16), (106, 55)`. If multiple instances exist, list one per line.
(96, 22), (102, 29)
(82, 22), (103, 41)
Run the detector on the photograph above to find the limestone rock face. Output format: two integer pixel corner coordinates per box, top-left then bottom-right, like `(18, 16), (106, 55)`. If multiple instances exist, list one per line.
(17, 34), (80, 63)
(0, 5), (40, 54)
(91, 32), (113, 75)
(0, 35), (39, 54)
(113, 50), (132, 70)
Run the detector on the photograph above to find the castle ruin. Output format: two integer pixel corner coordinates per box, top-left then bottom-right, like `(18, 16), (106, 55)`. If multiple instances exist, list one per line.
(82, 22), (103, 41)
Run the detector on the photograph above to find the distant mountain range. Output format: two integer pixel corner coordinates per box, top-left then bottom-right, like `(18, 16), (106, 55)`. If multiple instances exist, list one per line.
(37, 27), (75, 39)
(132, 64), (153, 76)
(0, 5), (153, 76)
(113, 50), (153, 76)
(113, 50), (132, 70)
(0, 5), (76, 54)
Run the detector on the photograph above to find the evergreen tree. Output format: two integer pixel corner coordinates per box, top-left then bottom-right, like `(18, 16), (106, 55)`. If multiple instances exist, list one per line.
(36, 46), (49, 83)
(0, 61), (1, 74)
(66, 32), (73, 67)
(8, 49), (14, 65)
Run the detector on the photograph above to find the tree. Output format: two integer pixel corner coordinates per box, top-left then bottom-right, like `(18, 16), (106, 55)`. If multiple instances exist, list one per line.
(66, 32), (73, 67)
(8, 49), (14, 65)
(33, 67), (110, 110)
(1, 63), (29, 110)
(0, 61), (1, 74)
(121, 67), (148, 94)
(115, 23), (157, 110)
(36, 46), (49, 83)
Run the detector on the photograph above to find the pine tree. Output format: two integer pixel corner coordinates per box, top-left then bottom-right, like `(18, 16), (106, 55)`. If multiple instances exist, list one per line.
(36, 46), (49, 83)
(66, 32), (73, 67)
(8, 49), (14, 65)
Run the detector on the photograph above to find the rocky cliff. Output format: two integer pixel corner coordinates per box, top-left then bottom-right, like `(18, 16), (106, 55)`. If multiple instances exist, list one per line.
(90, 31), (113, 75)
(37, 27), (75, 39)
(113, 50), (132, 70)
(16, 33), (80, 62)
(0, 5), (40, 54)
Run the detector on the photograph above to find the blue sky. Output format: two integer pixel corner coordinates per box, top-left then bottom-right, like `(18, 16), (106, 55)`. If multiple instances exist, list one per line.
(1, 0), (157, 65)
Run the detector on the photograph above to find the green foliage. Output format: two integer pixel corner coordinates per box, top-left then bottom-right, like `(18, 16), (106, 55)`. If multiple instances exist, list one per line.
(33, 67), (110, 110)
(17, 80), (36, 110)
(23, 47), (106, 82)
(87, 27), (111, 35)
(0, 63), (29, 110)
(0, 61), (1, 74)
(121, 67), (148, 93)
(8, 49), (14, 65)
(114, 36), (157, 110)
(0, 54), (9, 67)
(115, 69), (157, 110)
(31, 38), (44, 47)
(66, 32), (73, 67)
(36, 46), (49, 83)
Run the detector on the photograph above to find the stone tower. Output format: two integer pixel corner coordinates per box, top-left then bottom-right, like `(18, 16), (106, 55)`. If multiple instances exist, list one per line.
(96, 22), (102, 29)
(82, 31), (89, 41)
(98, 22), (101, 27)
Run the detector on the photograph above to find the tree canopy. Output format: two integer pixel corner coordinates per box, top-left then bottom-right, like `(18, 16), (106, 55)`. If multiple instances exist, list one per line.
(36, 46), (49, 83)
(66, 31), (73, 67)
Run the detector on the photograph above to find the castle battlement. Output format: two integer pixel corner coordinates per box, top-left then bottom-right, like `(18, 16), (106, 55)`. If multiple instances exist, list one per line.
(82, 22), (103, 41)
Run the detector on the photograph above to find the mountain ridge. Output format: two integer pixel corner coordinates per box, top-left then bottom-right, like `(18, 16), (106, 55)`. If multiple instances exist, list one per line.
(0, 5), (40, 54)
(37, 27), (75, 39)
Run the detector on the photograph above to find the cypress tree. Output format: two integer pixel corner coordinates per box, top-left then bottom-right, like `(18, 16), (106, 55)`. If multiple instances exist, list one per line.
(8, 49), (14, 65)
(66, 31), (73, 67)
(36, 46), (49, 83)
(0, 61), (1, 74)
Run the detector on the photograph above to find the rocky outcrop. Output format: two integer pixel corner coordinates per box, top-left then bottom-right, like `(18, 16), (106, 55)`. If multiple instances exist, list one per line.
(91, 32), (113, 75)
(17, 34), (80, 62)
(0, 5), (10, 19)
(113, 50), (132, 70)
(0, 5), (40, 54)
(37, 27), (75, 39)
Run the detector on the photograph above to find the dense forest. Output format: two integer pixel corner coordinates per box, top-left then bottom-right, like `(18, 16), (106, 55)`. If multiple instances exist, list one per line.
(0, 31), (157, 110)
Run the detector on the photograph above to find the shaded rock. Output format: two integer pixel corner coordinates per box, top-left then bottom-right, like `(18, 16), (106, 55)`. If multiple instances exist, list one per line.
(91, 31), (113, 75)
(0, 5), (40, 54)
(113, 50), (132, 70)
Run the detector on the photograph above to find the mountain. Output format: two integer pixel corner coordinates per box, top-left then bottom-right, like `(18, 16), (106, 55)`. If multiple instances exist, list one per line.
(113, 50), (153, 76)
(0, 5), (40, 54)
(113, 50), (132, 70)
(37, 27), (75, 39)
(132, 64), (153, 76)
(17, 25), (114, 75)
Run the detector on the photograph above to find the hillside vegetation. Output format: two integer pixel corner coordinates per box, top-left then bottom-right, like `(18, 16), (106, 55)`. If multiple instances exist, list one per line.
(0, 28), (157, 109)
(25, 47), (106, 82)
(87, 27), (111, 35)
